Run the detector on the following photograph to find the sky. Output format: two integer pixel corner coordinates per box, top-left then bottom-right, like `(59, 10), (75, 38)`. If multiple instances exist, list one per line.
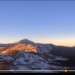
(0, 1), (75, 46)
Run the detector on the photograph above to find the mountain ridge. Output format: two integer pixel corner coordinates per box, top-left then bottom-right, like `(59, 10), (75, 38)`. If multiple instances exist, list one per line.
(0, 38), (75, 70)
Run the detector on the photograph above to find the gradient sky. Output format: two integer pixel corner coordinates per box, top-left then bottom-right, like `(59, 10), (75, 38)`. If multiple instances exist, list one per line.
(0, 1), (75, 46)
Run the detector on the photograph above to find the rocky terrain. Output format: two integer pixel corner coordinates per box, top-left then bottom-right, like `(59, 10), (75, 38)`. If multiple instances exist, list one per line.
(0, 39), (75, 73)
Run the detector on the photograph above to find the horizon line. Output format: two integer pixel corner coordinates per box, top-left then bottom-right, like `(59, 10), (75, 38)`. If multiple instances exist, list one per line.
(0, 38), (75, 47)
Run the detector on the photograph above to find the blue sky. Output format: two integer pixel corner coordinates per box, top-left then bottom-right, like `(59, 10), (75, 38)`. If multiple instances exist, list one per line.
(0, 1), (75, 46)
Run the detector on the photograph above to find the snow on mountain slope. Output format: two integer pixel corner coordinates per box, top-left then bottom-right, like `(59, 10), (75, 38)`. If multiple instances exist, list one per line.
(12, 51), (51, 70)
(0, 51), (66, 70)
(0, 39), (69, 70)
(37, 44), (52, 53)
(53, 56), (68, 61)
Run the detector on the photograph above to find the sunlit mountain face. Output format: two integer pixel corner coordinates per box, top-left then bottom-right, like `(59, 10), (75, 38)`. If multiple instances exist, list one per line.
(0, 39), (75, 72)
(1, 44), (37, 55)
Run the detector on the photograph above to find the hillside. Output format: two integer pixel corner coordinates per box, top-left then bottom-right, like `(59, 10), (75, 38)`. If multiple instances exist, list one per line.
(0, 39), (75, 71)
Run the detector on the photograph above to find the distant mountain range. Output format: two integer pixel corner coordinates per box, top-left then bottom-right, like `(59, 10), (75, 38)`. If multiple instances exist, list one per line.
(0, 39), (75, 72)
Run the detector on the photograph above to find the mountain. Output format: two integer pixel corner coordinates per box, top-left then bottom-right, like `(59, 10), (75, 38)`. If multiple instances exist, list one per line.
(18, 39), (35, 45)
(0, 39), (75, 71)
